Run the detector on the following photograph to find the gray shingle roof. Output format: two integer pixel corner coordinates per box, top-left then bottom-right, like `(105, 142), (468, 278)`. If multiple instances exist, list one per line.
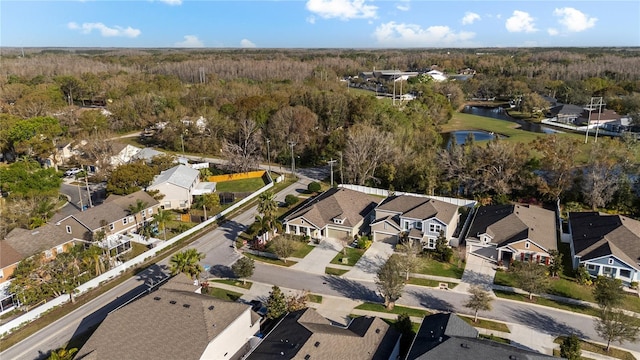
(3, 224), (75, 258)
(376, 195), (458, 224)
(467, 204), (556, 251)
(246, 308), (400, 360)
(407, 313), (556, 360)
(65, 190), (159, 231)
(570, 212), (640, 270)
(76, 275), (253, 360)
(150, 165), (199, 190)
(285, 188), (382, 229)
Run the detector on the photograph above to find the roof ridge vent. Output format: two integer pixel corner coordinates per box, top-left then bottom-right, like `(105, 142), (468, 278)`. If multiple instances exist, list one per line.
(169, 300), (177, 304)
(183, 303), (191, 308)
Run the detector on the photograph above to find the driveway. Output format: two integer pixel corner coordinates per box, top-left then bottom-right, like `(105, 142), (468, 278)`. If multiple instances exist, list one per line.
(456, 250), (497, 294)
(343, 241), (395, 281)
(291, 237), (342, 274)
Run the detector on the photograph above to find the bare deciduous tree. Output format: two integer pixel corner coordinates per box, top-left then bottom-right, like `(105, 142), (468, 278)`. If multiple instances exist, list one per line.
(221, 118), (262, 173)
(343, 124), (393, 185)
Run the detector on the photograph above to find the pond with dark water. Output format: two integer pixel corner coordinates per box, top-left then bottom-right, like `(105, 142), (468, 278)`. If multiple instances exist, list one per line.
(443, 130), (498, 146)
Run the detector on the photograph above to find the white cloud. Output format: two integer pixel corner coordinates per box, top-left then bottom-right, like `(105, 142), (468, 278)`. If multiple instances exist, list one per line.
(553, 7), (597, 32)
(157, 0), (182, 5)
(505, 10), (537, 33)
(67, 22), (141, 38)
(240, 39), (256, 48)
(306, 0), (377, 20)
(462, 12), (480, 25)
(396, 0), (410, 11)
(175, 35), (203, 47)
(373, 22), (475, 47)
(547, 28), (559, 36)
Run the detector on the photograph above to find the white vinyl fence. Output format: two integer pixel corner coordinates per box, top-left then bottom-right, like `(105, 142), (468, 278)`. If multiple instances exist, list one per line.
(1, 175), (275, 336)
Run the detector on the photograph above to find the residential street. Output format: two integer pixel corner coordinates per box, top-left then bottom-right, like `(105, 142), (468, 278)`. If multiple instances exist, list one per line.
(3, 167), (640, 360)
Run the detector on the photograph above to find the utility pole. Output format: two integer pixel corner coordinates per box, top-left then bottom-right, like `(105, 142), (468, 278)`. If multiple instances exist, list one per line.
(328, 159), (337, 187)
(83, 165), (93, 208)
(265, 138), (271, 175)
(593, 97), (605, 143)
(288, 141), (296, 176)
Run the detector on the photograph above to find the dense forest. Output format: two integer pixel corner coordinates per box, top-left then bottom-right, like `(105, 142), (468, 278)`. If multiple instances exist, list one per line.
(1, 47), (640, 236)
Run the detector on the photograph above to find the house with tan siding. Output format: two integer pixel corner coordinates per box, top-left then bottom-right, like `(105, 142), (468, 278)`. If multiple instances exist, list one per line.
(370, 195), (460, 248)
(465, 204), (557, 265)
(283, 187), (381, 241)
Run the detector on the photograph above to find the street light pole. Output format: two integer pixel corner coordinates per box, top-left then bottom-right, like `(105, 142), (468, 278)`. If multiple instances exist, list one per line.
(328, 159), (337, 187)
(266, 138), (271, 174)
(288, 141), (296, 176)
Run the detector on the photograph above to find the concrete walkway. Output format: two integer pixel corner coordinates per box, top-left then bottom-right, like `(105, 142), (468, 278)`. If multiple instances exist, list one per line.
(343, 242), (395, 281)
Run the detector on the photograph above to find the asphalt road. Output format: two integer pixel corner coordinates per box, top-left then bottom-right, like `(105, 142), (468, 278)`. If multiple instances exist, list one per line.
(4, 167), (638, 358)
(0, 173), (315, 360)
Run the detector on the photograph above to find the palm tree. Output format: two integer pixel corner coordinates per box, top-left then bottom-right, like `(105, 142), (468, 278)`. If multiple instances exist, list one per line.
(153, 208), (173, 240)
(127, 199), (148, 233)
(257, 191), (278, 238)
(169, 249), (205, 280)
(82, 245), (106, 276)
(48, 347), (78, 360)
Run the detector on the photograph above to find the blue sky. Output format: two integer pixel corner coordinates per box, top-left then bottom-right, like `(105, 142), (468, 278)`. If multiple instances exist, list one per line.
(2, 0), (638, 48)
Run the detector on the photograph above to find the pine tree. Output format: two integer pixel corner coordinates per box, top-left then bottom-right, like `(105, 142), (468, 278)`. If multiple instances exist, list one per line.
(266, 285), (287, 320)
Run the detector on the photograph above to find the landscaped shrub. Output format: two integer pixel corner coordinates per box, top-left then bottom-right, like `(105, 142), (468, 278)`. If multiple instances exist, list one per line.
(307, 182), (321, 193)
(284, 194), (299, 207)
(357, 235), (372, 249)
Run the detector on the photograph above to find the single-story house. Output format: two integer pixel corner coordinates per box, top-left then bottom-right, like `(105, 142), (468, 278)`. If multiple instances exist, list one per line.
(131, 147), (167, 163)
(465, 204), (557, 265)
(75, 274), (261, 360)
(406, 313), (556, 359)
(569, 212), (640, 285)
(108, 143), (142, 167)
(546, 103), (584, 124)
(147, 164), (216, 210)
(370, 195), (460, 248)
(245, 307), (401, 360)
(283, 187), (381, 241)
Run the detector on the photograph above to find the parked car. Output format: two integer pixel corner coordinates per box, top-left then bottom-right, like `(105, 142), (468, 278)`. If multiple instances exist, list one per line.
(249, 300), (267, 316)
(64, 168), (82, 177)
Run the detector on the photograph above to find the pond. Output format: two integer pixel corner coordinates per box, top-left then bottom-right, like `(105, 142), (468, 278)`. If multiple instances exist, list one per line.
(461, 105), (559, 134)
(443, 130), (498, 146)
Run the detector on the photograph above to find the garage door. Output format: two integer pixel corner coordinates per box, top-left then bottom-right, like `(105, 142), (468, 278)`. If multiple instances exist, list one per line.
(374, 232), (398, 245)
(327, 228), (350, 240)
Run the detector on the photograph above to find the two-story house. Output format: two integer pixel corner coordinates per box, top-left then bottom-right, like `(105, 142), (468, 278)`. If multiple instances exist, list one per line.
(466, 204), (557, 265)
(569, 212), (640, 285)
(370, 195), (460, 248)
(147, 165), (216, 210)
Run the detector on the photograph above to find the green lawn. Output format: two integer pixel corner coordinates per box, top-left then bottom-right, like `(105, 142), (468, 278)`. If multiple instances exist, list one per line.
(330, 247), (366, 266)
(119, 242), (149, 262)
(494, 271), (640, 314)
(308, 294), (323, 303)
(290, 243), (315, 259)
(209, 279), (253, 290)
(414, 255), (465, 279)
(243, 252), (297, 267)
(325, 267), (349, 276)
(407, 277), (458, 289)
(554, 336), (636, 360)
(479, 333), (511, 344)
(355, 302), (430, 318)
(459, 315), (511, 333)
(215, 177), (266, 193)
(204, 287), (243, 302)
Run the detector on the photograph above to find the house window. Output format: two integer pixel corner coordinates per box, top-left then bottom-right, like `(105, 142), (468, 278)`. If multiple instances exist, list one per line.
(141, 209), (146, 218)
(403, 221), (409, 230)
(123, 218), (128, 225)
(620, 269), (631, 278)
(164, 201), (171, 208)
(429, 224), (442, 233)
(384, 223), (388, 230)
(148, 207), (153, 215)
(301, 220), (305, 224)
(587, 264), (597, 271)
(525, 242), (530, 249)
(57, 245), (64, 253)
(608, 258), (614, 265)
(129, 216), (134, 223)
(45, 250), (53, 259)
(65, 225), (72, 234)
(109, 223), (115, 231)
(602, 266), (615, 276)
(416, 222), (422, 230)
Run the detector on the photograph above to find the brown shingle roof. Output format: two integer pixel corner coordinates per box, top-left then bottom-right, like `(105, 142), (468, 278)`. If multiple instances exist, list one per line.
(4, 224), (75, 258)
(376, 195), (459, 224)
(246, 308), (400, 360)
(468, 204), (556, 251)
(570, 212), (640, 270)
(0, 240), (23, 268)
(76, 283), (252, 360)
(285, 188), (381, 229)
(64, 190), (159, 231)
